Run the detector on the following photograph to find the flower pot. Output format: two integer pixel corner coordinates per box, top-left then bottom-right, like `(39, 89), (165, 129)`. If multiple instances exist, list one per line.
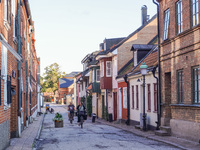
(54, 120), (63, 128)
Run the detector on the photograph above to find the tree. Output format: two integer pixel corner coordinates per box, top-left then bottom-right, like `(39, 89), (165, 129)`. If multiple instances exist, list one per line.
(41, 63), (66, 94)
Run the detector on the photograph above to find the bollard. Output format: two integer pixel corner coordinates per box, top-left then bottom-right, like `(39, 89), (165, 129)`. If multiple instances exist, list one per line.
(92, 113), (96, 123)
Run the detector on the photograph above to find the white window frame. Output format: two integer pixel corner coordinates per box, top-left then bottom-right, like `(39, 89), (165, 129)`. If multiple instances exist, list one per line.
(96, 69), (100, 82)
(106, 61), (112, 77)
(163, 9), (170, 40)
(101, 61), (104, 77)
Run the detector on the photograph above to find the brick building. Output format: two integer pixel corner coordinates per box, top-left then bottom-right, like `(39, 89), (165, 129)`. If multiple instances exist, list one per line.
(0, 0), (39, 149)
(157, 0), (200, 142)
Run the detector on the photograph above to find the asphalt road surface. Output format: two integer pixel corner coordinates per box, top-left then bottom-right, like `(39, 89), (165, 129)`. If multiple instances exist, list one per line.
(36, 104), (181, 150)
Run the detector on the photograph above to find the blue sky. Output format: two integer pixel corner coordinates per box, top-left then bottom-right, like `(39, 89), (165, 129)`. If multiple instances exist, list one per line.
(29, 0), (157, 75)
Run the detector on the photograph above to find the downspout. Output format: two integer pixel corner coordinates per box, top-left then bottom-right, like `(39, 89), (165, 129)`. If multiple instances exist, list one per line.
(152, 0), (161, 128)
(17, 0), (22, 137)
(26, 16), (30, 127)
(124, 74), (130, 125)
(152, 65), (160, 129)
(17, 0), (22, 118)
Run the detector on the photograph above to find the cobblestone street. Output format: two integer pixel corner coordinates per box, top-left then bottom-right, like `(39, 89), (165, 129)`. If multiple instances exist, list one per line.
(36, 104), (181, 150)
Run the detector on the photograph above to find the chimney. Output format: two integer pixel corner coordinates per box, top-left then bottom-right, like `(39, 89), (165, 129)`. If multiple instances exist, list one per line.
(141, 5), (148, 25)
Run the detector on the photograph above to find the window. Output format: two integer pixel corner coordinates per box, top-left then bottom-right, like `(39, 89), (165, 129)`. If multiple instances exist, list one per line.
(136, 85), (139, 109)
(163, 9), (170, 40)
(147, 84), (151, 111)
(101, 61), (104, 77)
(192, 66), (200, 104)
(96, 69), (100, 82)
(191, 0), (199, 26)
(123, 87), (127, 109)
(4, 0), (11, 29)
(106, 61), (112, 77)
(132, 86), (134, 109)
(176, 0), (183, 34)
(177, 70), (183, 103)
(154, 83), (157, 112)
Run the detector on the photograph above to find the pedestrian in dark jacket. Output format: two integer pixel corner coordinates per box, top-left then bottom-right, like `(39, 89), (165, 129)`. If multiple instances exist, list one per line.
(77, 102), (86, 125)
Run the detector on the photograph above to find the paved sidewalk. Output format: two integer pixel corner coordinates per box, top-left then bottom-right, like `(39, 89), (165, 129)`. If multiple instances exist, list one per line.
(95, 118), (200, 150)
(6, 114), (44, 150)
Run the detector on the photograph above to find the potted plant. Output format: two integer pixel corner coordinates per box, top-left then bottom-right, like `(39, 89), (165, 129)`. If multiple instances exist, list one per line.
(53, 112), (64, 128)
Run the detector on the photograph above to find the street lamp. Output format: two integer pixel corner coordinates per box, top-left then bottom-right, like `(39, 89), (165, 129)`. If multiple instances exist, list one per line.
(140, 62), (148, 131)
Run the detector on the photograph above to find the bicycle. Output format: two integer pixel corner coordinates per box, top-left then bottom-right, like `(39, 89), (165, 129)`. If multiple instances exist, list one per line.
(69, 112), (74, 124)
(80, 115), (84, 128)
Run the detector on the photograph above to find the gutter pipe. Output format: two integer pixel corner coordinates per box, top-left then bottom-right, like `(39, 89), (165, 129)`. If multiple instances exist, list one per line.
(124, 74), (130, 125)
(152, 0), (161, 129)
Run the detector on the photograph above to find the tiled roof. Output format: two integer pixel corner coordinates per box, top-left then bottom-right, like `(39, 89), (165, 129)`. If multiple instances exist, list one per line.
(118, 59), (134, 77)
(89, 60), (98, 65)
(59, 78), (74, 88)
(65, 72), (80, 78)
(86, 84), (92, 90)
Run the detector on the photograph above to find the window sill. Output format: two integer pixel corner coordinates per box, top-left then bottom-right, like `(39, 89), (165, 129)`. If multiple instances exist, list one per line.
(170, 104), (200, 108)
(136, 108), (139, 110)
(131, 107), (134, 110)
(147, 110), (151, 112)
(153, 111), (157, 113)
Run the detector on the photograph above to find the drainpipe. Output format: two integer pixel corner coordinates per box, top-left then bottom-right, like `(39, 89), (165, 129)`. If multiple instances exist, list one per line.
(25, 16), (30, 127)
(17, 0), (22, 137)
(124, 74), (130, 125)
(152, 0), (161, 128)
(152, 65), (160, 130)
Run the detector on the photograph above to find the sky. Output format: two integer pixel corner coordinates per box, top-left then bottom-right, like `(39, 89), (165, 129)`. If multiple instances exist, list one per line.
(29, 0), (157, 75)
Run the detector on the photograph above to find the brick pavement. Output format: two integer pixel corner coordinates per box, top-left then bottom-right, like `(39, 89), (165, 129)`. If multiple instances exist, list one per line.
(6, 114), (43, 150)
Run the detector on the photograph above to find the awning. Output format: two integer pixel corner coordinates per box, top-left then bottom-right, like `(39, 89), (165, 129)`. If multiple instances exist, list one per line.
(0, 34), (23, 62)
(86, 84), (92, 91)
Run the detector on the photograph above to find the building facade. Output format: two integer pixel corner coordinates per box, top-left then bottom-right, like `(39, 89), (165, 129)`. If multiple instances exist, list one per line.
(158, 0), (200, 141)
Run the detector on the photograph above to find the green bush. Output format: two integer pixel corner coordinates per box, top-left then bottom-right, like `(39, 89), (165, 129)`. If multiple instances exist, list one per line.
(52, 112), (63, 121)
(86, 95), (92, 117)
(104, 106), (108, 121)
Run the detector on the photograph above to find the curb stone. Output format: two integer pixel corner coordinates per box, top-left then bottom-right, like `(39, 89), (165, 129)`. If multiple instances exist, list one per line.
(32, 113), (45, 150)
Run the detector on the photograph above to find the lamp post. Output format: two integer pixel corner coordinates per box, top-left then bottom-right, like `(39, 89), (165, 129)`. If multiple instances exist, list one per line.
(140, 62), (148, 131)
